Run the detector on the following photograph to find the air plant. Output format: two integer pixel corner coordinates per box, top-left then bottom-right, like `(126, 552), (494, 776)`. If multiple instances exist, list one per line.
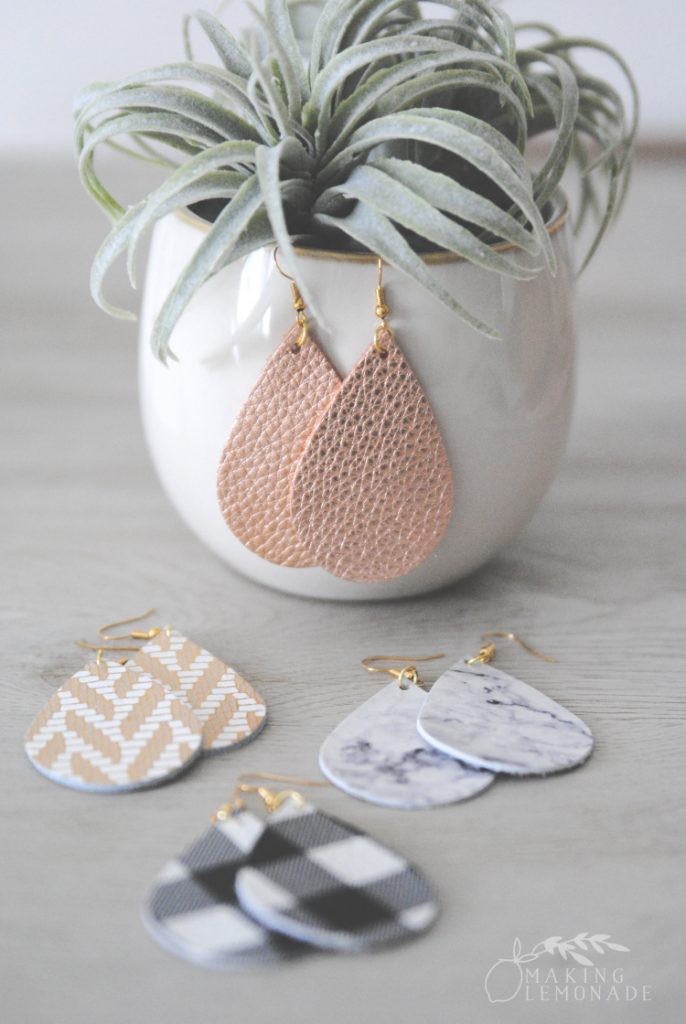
(75, 1), (637, 360)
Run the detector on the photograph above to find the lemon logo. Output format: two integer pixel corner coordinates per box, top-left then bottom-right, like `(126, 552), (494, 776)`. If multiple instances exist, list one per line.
(484, 934), (630, 1003)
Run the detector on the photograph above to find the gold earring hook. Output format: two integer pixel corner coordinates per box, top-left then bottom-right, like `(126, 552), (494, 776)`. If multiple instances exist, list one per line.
(273, 246), (308, 350)
(373, 256), (392, 356)
(75, 640), (142, 665)
(467, 632), (556, 665)
(96, 608), (163, 642)
(362, 653), (445, 690)
(212, 772), (329, 822)
(75, 609), (167, 664)
(273, 245), (294, 282)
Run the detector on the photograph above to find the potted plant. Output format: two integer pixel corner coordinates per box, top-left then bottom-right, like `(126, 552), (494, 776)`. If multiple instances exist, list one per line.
(75, 1), (636, 600)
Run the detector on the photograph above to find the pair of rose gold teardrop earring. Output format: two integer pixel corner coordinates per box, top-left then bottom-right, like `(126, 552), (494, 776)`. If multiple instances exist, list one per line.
(216, 253), (454, 583)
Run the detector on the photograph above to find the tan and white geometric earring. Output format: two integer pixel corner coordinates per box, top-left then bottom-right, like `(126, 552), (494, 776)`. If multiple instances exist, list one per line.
(24, 611), (268, 792)
(130, 624), (267, 754)
(290, 258), (454, 581)
(84, 611), (268, 755)
(217, 249), (341, 567)
(24, 644), (204, 793)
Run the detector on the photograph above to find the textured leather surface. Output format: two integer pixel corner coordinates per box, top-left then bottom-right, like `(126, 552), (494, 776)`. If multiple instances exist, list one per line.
(290, 330), (454, 581)
(133, 628), (267, 753)
(217, 323), (341, 567)
(24, 661), (203, 791)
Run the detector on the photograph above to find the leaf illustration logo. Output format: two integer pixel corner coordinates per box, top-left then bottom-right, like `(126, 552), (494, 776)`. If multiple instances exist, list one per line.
(484, 933), (630, 1003)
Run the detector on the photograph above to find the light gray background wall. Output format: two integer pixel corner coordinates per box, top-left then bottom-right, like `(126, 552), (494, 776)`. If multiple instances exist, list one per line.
(3, 0), (685, 155)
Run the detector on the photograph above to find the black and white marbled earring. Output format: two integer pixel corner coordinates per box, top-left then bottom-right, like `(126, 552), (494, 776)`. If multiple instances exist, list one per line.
(417, 634), (594, 776)
(319, 657), (495, 809)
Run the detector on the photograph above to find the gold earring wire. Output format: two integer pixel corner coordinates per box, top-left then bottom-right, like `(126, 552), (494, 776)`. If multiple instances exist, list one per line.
(467, 631), (557, 665)
(97, 608), (164, 642)
(362, 653), (445, 690)
(74, 640), (141, 665)
(212, 772), (329, 823)
(273, 246), (308, 350)
(75, 609), (167, 664)
(373, 257), (393, 356)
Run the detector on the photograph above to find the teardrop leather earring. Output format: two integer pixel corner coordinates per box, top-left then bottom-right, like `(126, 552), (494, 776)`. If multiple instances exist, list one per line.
(86, 609), (268, 755)
(144, 771), (438, 962)
(217, 250), (341, 567)
(143, 774), (321, 967)
(230, 774), (439, 951)
(24, 610), (267, 792)
(24, 619), (204, 793)
(417, 632), (594, 775)
(318, 655), (494, 809)
(290, 259), (454, 582)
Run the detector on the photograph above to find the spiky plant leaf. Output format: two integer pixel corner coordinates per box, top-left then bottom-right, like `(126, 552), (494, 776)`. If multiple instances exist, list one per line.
(315, 201), (502, 338)
(75, 0), (637, 360)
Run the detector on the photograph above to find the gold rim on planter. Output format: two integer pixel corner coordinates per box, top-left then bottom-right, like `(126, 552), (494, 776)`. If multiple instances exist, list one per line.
(174, 193), (569, 265)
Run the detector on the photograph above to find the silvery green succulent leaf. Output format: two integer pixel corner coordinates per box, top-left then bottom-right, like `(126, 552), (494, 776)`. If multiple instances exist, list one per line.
(315, 202), (502, 338)
(182, 9), (253, 77)
(151, 174), (265, 362)
(317, 164), (540, 279)
(75, 0), (637, 360)
(370, 158), (542, 255)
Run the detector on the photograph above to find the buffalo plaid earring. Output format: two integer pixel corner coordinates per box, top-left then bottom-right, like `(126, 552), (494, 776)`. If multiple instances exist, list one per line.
(231, 775), (439, 953)
(144, 773), (440, 967)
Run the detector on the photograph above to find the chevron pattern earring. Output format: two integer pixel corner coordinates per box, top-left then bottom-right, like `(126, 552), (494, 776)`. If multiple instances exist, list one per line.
(24, 610), (268, 792)
(24, 656), (204, 792)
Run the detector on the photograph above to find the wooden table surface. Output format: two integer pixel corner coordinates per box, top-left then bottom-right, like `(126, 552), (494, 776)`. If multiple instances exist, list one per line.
(1, 157), (684, 1024)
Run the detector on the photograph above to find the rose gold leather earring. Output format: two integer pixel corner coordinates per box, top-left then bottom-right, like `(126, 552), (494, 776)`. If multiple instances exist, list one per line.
(290, 258), (454, 582)
(217, 250), (341, 567)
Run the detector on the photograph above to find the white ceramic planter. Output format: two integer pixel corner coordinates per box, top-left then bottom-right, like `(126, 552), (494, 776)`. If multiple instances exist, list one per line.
(139, 194), (575, 600)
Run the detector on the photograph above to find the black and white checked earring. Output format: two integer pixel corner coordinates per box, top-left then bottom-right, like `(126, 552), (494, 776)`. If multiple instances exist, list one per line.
(417, 632), (594, 776)
(143, 776), (315, 968)
(233, 782), (440, 952)
(145, 773), (440, 964)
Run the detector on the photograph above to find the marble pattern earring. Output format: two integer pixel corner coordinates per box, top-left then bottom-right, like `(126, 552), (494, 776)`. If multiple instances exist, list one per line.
(417, 632), (594, 776)
(318, 655), (495, 809)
